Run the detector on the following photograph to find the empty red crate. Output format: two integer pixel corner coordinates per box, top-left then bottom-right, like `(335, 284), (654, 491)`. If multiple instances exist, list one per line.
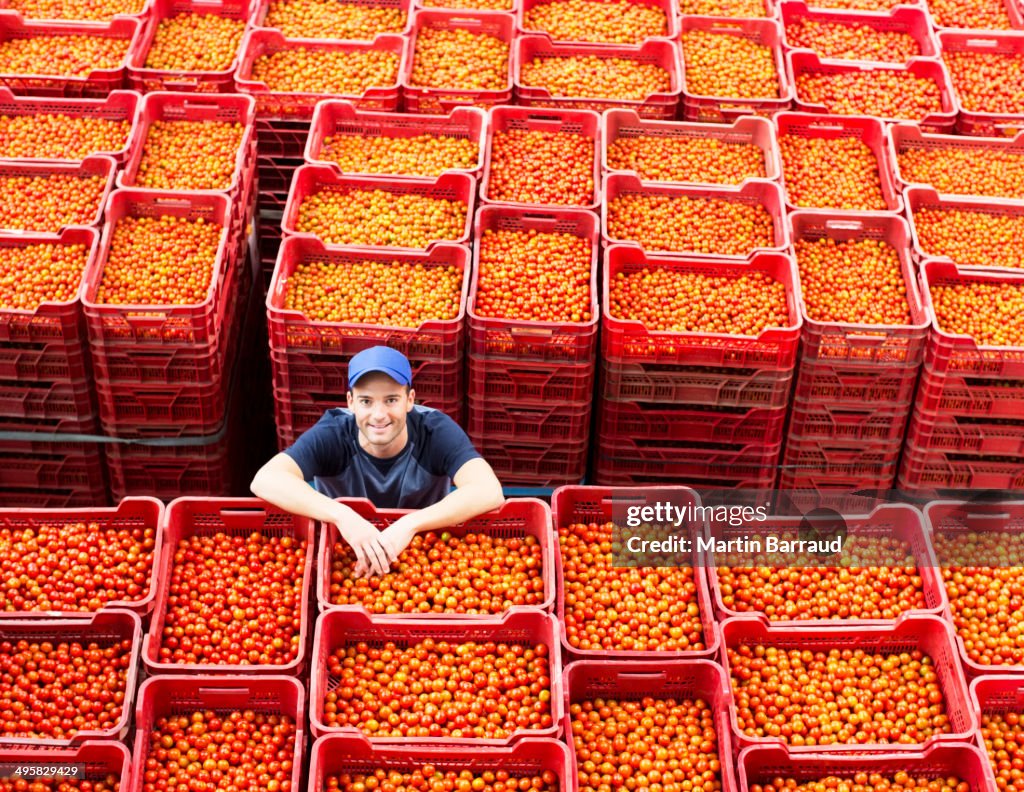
(468, 205), (598, 364)
(602, 175), (788, 258)
(899, 440), (1024, 492)
(310, 736), (570, 792)
(780, 2), (939, 62)
(921, 259), (1024, 379)
(599, 400), (789, 445)
(480, 105), (601, 210)
(468, 396), (591, 443)
(0, 16), (141, 98)
(794, 355), (921, 403)
(514, 35), (681, 119)
(0, 87), (141, 163)
(282, 165), (475, 251)
(787, 396), (913, 442)
(601, 360), (795, 409)
(0, 496), (163, 617)
(235, 29), (404, 120)
(118, 92), (256, 198)
(305, 99), (486, 177)
(0, 227), (100, 347)
(739, 744), (992, 792)
(775, 111), (903, 214)
(602, 246), (800, 368)
(0, 610), (142, 746)
(267, 236), (470, 358)
(317, 497), (556, 615)
(708, 503), (947, 625)
(720, 615), (976, 753)
(131, 676), (305, 792)
(972, 676), (1024, 792)
(472, 433), (588, 485)
(0, 155), (116, 232)
(310, 608), (564, 742)
(142, 497), (315, 676)
(82, 189), (235, 346)
(468, 355), (594, 402)
(403, 10), (514, 114)
(0, 742), (130, 788)
(251, 0), (413, 36)
(680, 17), (793, 123)
(907, 407), (1024, 455)
(939, 30), (1024, 137)
(564, 660), (736, 792)
(790, 211), (930, 365)
(551, 484), (720, 659)
(517, 0), (678, 42)
(788, 51), (957, 131)
(602, 109), (782, 185)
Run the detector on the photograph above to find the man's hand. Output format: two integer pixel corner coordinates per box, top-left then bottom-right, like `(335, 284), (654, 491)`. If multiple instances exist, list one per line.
(337, 512), (391, 578)
(379, 514), (421, 565)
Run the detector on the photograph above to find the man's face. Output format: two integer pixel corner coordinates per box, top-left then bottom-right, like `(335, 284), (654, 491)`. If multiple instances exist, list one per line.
(347, 372), (415, 455)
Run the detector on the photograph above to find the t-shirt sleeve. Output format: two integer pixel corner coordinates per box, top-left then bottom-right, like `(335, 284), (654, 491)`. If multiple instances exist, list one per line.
(425, 412), (482, 479)
(282, 412), (351, 481)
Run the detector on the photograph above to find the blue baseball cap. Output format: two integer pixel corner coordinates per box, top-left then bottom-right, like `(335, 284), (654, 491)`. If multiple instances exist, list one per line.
(348, 346), (413, 389)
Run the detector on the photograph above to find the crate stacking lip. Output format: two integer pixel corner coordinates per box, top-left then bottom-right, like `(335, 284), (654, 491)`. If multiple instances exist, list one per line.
(468, 396), (592, 443)
(786, 395), (914, 443)
(317, 497), (555, 616)
(939, 30), (1024, 137)
(774, 111), (904, 214)
(597, 399), (789, 446)
(0, 154), (117, 233)
(516, 0), (679, 43)
(794, 355), (921, 403)
(898, 439), (1024, 493)
(304, 100), (487, 178)
(468, 355), (595, 403)
(908, 406), (1024, 456)
(602, 109), (782, 186)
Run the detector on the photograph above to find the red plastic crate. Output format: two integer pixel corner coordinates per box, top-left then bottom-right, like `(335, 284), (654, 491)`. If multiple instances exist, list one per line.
(598, 434), (783, 473)
(906, 187), (1024, 271)
(310, 609), (564, 742)
(0, 227), (100, 348)
(0, 0), (152, 21)
(127, 0), (254, 93)
(790, 211), (929, 365)
(794, 354), (921, 403)
(921, 259), (1024, 379)
(517, 0), (677, 43)
(514, 35), (681, 118)
(0, 340), (89, 382)
(602, 175), (788, 258)
(272, 350), (461, 398)
(142, 498), (315, 676)
(708, 503), (947, 626)
(468, 355), (593, 402)
(468, 396), (591, 443)
(0, 497), (163, 617)
(267, 236), (470, 358)
(0, 16), (141, 97)
(787, 396), (913, 442)
(927, 0), (1024, 33)
(282, 165), (475, 251)
(235, 29), (404, 120)
(928, 501), (1024, 675)
(788, 52), (957, 131)
(775, 111), (903, 214)
(402, 10), (514, 114)
(915, 365), (1024, 418)
(602, 109), (782, 185)
(468, 205), (598, 364)
(118, 92), (256, 198)
(0, 375), (93, 424)
(105, 432), (236, 499)
(550, 484), (719, 655)
(82, 189), (235, 347)
(908, 407), (1024, 455)
(601, 246), (800, 368)
(680, 17), (793, 123)
(899, 440), (1024, 492)
(601, 360), (795, 410)
(0, 742), (130, 788)
(471, 432), (588, 485)
(564, 660), (736, 792)
(782, 433), (903, 470)
(591, 465), (778, 489)
(598, 399), (789, 446)
(131, 676), (305, 792)
(252, 0), (413, 36)
(317, 497), (555, 615)
(721, 615), (976, 753)
(972, 675), (1024, 792)
(0, 155), (116, 232)
(95, 376), (235, 436)
(0, 610), (142, 746)
(311, 736), (569, 792)
(480, 105), (601, 210)
(781, 2), (939, 62)
(305, 99), (486, 177)
(0, 484), (107, 507)
(0, 441), (106, 493)
(739, 744), (992, 792)
(939, 31), (1024, 137)
(0, 87), (141, 163)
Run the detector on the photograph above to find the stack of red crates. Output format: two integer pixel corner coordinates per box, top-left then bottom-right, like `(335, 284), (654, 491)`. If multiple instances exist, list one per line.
(81, 92), (256, 499)
(781, 211), (929, 491)
(0, 90), (142, 506)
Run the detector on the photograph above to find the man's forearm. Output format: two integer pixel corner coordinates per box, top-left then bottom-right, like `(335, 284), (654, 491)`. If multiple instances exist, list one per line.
(399, 481), (504, 533)
(251, 467), (348, 525)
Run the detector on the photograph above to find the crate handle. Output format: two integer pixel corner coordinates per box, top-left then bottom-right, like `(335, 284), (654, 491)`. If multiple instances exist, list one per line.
(966, 511), (1011, 520)
(510, 326), (554, 338)
(521, 113), (566, 125)
(199, 686), (252, 699)
(824, 219), (865, 232)
(844, 333), (888, 345)
(965, 38), (999, 48)
(804, 121), (845, 132)
(149, 197), (197, 211)
(616, 671), (666, 680)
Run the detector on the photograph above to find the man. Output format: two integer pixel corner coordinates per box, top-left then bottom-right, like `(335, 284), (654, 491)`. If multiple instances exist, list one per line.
(251, 346), (504, 578)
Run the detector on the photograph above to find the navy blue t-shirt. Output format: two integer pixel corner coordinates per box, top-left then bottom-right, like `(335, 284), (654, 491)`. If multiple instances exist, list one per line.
(283, 405), (480, 509)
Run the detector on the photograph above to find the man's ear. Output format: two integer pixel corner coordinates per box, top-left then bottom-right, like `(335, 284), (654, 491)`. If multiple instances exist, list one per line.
(346, 390), (354, 409)
(407, 388), (416, 410)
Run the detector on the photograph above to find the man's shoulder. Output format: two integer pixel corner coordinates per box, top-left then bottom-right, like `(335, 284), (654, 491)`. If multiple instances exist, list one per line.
(407, 405), (467, 444)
